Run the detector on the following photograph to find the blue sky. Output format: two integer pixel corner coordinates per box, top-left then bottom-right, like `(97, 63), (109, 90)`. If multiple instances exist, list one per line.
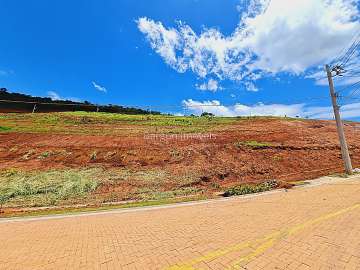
(1, 0), (360, 119)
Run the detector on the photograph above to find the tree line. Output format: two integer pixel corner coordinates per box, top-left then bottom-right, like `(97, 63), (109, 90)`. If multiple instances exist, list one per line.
(0, 88), (160, 115)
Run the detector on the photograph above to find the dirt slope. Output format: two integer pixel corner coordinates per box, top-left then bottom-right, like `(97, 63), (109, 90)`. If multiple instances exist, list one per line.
(1, 116), (359, 185)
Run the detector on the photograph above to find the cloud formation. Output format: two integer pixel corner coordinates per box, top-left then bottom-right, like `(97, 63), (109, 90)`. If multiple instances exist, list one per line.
(138, 0), (360, 91)
(47, 91), (61, 100)
(47, 91), (81, 102)
(196, 79), (222, 92)
(182, 99), (360, 120)
(92, 81), (107, 93)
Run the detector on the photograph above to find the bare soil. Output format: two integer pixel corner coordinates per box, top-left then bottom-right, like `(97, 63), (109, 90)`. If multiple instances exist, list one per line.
(1, 118), (359, 180)
(1, 116), (360, 216)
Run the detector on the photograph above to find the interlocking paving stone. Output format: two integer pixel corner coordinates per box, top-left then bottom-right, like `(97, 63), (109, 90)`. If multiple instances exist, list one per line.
(0, 176), (359, 270)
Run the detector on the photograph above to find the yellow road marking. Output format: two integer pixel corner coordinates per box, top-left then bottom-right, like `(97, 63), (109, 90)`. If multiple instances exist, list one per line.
(165, 203), (360, 270)
(166, 242), (252, 270)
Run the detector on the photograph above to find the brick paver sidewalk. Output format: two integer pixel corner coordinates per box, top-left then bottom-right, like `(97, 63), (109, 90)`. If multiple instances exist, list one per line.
(1, 176), (359, 270)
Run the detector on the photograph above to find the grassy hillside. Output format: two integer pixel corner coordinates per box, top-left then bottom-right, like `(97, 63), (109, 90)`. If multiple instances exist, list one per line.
(0, 111), (238, 135)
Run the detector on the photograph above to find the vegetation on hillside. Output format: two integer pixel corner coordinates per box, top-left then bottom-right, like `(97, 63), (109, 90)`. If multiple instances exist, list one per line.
(0, 111), (238, 134)
(0, 167), (204, 208)
(0, 88), (160, 115)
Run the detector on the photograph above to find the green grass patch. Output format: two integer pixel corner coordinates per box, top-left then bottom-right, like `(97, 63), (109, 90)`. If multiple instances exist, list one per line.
(38, 151), (52, 159)
(223, 180), (278, 197)
(0, 168), (101, 208)
(0, 126), (12, 132)
(0, 167), (203, 209)
(0, 112), (239, 135)
(234, 140), (273, 149)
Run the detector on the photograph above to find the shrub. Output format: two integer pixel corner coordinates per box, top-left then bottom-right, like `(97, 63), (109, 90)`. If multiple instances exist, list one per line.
(38, 151), (52, 159)
(223, 180), (278, 197)
(90, 151), (97, 161)
(201, 112), (215, 117)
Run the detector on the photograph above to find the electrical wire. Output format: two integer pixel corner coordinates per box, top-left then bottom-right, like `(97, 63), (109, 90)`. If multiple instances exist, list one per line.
(332, 31), (360, 66)
(337, 31), (360, 68)
(335, 80), (360, 95)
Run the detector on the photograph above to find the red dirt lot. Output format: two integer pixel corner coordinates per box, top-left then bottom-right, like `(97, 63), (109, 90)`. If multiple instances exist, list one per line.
(1, 115), (360, 216)
(1, 117), (359, 186)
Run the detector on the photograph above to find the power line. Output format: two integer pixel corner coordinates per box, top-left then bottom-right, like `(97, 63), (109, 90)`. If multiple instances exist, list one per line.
(335, 79), (360, 95)
(339, 97), (360, 103)
(347, 87), (360, 99)
(342, 42), (360, 68)
(332, 30), (360, 66)
(337, 31), (360, 68)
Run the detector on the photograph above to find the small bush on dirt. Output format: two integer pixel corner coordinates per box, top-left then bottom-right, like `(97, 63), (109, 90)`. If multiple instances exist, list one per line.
(38, 151), (52, 159)
(223, 180), (278, 197)
(90, 151), (97, 161)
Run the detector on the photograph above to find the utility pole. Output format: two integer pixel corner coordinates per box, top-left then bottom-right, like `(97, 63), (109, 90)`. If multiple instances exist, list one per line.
(325, 65), (353, 174)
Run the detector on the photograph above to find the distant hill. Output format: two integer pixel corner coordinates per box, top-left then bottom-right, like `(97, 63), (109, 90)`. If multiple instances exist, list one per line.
(0, 88), (160, 115)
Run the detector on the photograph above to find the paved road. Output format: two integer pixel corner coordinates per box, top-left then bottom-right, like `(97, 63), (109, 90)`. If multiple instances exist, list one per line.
(1, 176), (360, 270)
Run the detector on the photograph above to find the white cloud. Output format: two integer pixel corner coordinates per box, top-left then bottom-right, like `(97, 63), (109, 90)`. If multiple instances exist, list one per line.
(183, 99), (236, 116)
(244, 0), (360, 73)
(306, 66), (360, 88)
(196, 79), (222, 92)
(137, 17), (254, 90)
(244, 81), (258, 92)
(47, 91), (81, 103)
(138, 0), (360, 89)
(183, 99), (360, 119)
(234, 102), (304, 117)
(307, 102), (360, 119)
(340, 102), (360, 118)
(92, 81), (107, 93)
(137, 18), (180, 66)
(47, 91), (61, 100)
